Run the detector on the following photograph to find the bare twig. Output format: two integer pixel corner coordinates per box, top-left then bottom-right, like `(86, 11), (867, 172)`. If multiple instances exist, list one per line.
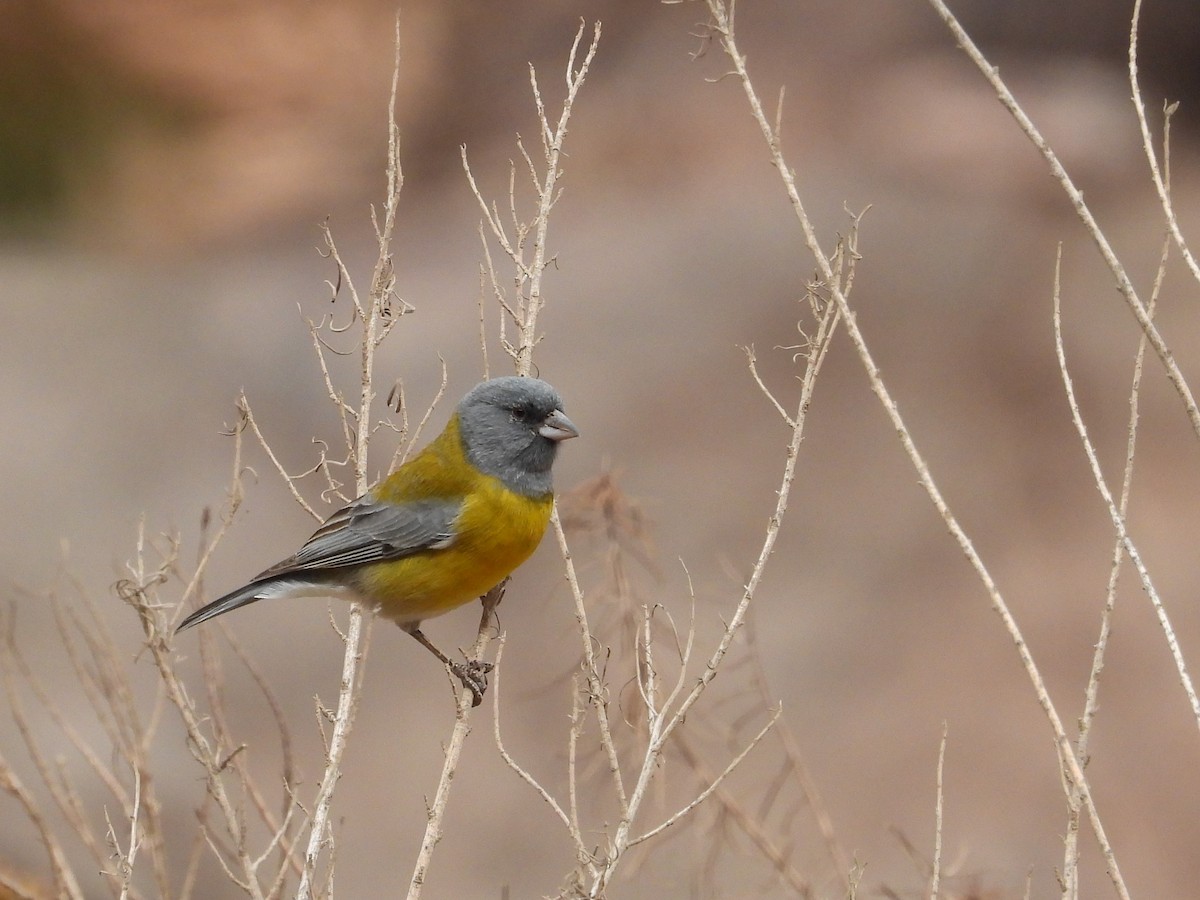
(462, 20), (602, 376)
(930, 724), (947, 900)
(239, 394), (324, 521)
(567, 208), (844, 898)
(742, 608), (851, 892)
(927, 0), (1200, 447)
(406, 584), (506, 900)
(703, 2), (1130, 897)
(632, 709), (780, 848)
(406, 23), (602, 899)
(295, 19), (406, 891)
(1062, 112), (1177, 897)
(1052, 252), (1200, 731)
(673, 732), (812, 897)
(0, 742), (85, 900)
(1129, 0), (1199, 287)
(492, 637), (573, 830)
(118, 531), (271, 900)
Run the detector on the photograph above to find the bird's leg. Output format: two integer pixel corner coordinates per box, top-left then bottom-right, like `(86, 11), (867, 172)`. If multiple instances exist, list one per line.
(403, 625), (492, 707)
(478, 578), (509, 628)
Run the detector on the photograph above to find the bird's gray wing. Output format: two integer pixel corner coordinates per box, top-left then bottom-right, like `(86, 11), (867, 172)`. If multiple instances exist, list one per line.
(256, 496), (462, 577)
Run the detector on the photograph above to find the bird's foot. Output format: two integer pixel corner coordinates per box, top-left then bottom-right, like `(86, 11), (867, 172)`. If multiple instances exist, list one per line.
(403, 625), (495, 707)
(450, 658), (494, 707)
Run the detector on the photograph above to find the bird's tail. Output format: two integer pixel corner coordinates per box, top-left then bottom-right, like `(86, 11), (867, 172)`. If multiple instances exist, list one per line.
(176, 582), (269, 633)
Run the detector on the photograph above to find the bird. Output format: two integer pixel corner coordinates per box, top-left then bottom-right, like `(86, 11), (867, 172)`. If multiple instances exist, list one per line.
(177, 376), (578, 705)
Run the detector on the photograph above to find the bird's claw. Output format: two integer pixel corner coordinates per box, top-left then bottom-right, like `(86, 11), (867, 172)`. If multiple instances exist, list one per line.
(451, 659), (494, 707)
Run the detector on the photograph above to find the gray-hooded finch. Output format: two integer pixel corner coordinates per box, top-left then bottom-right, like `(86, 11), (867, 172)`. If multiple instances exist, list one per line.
(177, 376), (579, 703)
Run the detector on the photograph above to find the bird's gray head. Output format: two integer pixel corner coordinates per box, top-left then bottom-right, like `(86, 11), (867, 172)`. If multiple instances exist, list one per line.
(457, 376), (578, 497)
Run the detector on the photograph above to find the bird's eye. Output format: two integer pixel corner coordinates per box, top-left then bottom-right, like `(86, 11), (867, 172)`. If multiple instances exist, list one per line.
(511, 407), (530, 423)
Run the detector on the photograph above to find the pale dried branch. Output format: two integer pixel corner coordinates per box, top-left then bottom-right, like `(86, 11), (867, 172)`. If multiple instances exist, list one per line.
(304, 307), (359, 470)
(0, 744), (85, 900)
(118, 560), (269, 899)
(631, 708), (780, 848)
(1052, 253), (1200, 732)
(577, 206), (844, 900)
(491, 637), (573, 830)
(406, 583), (506, 900)
(742, 608), (851, 892)
(388, 360), (448, 474)
(11, 599), (129, 817)
(295, 17), (408, 897)
(463, 20), (601, 377)
(672, 731), (811, 897)
(1063, 182), (1175, 899)
(703, 3), (1130, 896)
(930, 723), (947, 900)
(176, 418), (252, 614)
(318, 218), (366, 325)
(927, 0), (1200, 447)
(1129, 0), (1199, 287)
(211, 624), (305, 885)
(745, 346), (794, 428)
(1, 611), (114, 889)
(238, 394), (323, 521)
(554, 507), (630, 825)
(566, 675), (590, 870)
(110, 766), (142, 900)
(405, 24), (601, 897)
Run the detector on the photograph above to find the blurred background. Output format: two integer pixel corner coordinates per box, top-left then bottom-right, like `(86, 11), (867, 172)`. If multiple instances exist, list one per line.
(3, 0), (1200, 897)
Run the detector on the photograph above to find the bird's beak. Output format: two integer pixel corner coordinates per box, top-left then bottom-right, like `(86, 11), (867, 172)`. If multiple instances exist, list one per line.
(539, 409), (580, 442)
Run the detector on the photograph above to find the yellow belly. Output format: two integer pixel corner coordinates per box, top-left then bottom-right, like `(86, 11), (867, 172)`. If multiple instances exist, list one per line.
(353, 475), (553, 626)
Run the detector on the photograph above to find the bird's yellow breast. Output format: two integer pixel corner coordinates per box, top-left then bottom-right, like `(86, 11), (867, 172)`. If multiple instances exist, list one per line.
(352, 416), (554, 625)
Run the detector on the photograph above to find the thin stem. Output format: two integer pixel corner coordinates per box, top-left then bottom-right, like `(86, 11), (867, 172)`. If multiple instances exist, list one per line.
(1053, 258), (1200, 732)
(296, 16), (404, 897)
(705, 2), (1129, 897)
(930, 723), (947, 900)
(927, 0), (1200, 445)
(1129, 0), (1200, 287)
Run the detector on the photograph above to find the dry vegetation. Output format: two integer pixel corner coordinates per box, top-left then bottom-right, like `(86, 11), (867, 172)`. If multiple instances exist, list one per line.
(3, 2), (1199, 898)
